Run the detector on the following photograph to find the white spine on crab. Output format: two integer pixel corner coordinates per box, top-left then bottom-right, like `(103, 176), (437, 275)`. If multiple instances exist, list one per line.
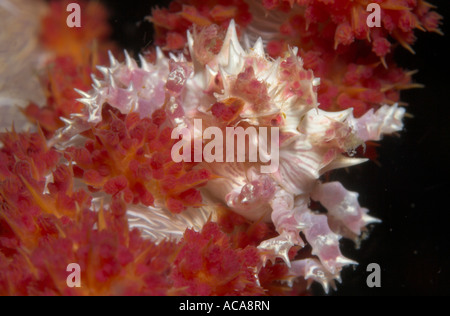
(91, 74), (102, 88)
(217, 65), (231, 95)
(59, 116), (74, 126)
(186, 30), (194, 57)
(252, 37), (265, 57)
(224, 40), (245, 75)
(186, 30), (204, 75)
(319, 156), (368, 174)
(75, 97), (90, 107)
(96, 65), (109, 77)
(204, 65), (218, 88)
(107, 71), (117, 89)
(108, 50), (118, 68)
(217, 20), (245, 67)
(349, 104), (405, 141)
(298, 208), (357, 274)
(74, 88), (90, 99)
(155, 47), (166, 65)
(168, 51), (186, 63)
(262, 57), (281, 86)
(168, 52), (177, 62)
(139, 54), (150, 71)
(124, 50), (136, 70)
(257, 189), (305, 266)
(288, 258), (340, 294)
(258, 230), (296, 267)
(311, 182), (381, 236)
(71, 50), (170, 126)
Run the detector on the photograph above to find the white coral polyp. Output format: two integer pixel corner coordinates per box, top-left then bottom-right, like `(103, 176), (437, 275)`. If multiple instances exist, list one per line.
(59, 20), (405, 292)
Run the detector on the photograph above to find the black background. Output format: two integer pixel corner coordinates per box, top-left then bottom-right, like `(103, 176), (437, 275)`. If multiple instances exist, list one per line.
(97, 0), (450, 295)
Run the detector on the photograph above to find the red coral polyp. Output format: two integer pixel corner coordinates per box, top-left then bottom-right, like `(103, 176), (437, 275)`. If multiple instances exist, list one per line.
(65, 108), (212, 213)
(171, 222), (264, 295)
